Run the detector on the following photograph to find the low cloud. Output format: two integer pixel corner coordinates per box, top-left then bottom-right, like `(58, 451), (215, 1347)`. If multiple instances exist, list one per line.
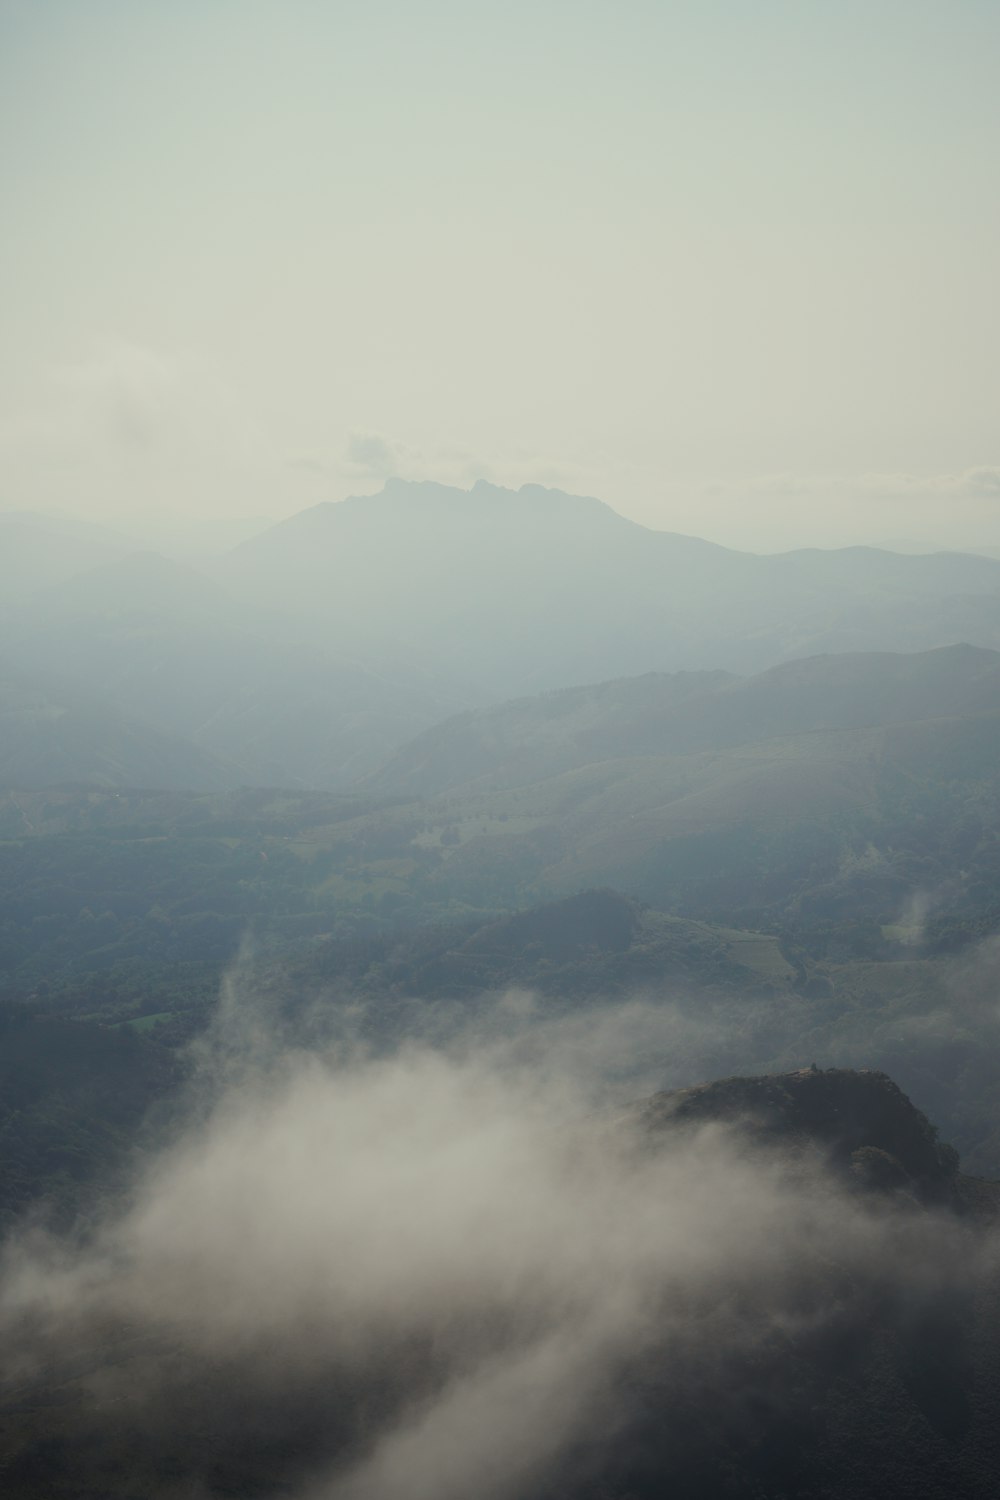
(0, 973), (989, 1499)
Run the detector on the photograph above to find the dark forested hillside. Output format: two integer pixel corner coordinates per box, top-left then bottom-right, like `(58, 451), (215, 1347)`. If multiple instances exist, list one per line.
(2, 1065), (999, 1500)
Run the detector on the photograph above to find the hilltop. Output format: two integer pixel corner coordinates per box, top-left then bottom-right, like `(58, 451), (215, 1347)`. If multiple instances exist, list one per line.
(643, 1066), (964, 1200)
(2, 1067), (998, 1500)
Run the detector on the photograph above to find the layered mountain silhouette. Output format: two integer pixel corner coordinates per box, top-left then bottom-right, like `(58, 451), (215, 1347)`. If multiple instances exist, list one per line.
(4, 488), (1000, 1499)
(5, 485), (1000, 791)
(215, 479), (1000, 696)
(343, 644), (1000, 930)
(0, 512), (139, 608)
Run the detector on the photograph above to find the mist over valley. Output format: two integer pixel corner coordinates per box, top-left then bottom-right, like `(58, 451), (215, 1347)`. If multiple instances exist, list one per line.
(3, 484), (1000, 1493)
(5, 3), (1000, 1493)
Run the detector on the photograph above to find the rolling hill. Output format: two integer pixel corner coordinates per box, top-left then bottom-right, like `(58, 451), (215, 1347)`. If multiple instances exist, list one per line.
(366, 643), (1000, 798)
(298, 647), (1000, 945)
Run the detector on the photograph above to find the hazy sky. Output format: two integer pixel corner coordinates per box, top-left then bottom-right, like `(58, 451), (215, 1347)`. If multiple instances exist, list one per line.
(2, 1), (999, 550)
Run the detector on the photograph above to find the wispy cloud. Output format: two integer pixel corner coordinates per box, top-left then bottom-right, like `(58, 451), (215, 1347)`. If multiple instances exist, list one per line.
(0, 972), (987, 1499)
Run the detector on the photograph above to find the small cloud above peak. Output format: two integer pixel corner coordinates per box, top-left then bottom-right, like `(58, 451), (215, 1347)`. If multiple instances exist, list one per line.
(345, 431), (402, 477)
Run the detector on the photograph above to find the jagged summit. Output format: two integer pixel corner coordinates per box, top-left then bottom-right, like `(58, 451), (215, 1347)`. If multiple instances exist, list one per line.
(267, 476), (655, 534)
(209, 478), (1000, 709)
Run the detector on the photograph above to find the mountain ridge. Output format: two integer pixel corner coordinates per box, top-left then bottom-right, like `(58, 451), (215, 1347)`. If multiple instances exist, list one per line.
(210, 478), (1000, 699)
(366, 642), (1000, 798)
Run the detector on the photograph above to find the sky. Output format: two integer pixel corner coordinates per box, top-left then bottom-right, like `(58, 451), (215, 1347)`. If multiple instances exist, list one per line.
(1, 0), (999, 552)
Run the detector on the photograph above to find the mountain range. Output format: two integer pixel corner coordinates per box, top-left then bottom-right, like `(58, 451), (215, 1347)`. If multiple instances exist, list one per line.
(4, 482), (1000, 791)
(214, 479), (1000, 694)
(5, 482), (1000, 1498)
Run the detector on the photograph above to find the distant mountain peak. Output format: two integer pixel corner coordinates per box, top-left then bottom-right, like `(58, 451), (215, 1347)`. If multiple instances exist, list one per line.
(373, 475), (637, 521)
